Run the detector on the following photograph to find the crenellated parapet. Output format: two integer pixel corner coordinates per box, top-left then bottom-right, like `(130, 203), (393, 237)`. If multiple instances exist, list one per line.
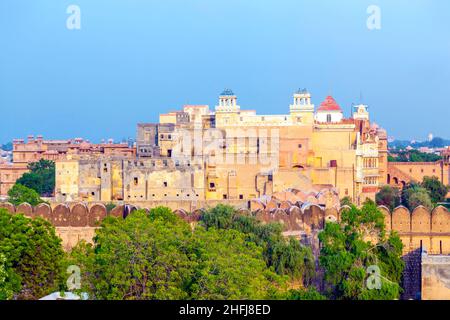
(2, 201), (449, 236)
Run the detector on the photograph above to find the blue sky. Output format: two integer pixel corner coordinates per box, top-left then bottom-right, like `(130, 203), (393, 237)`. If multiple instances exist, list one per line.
(0, 0), (449, 143)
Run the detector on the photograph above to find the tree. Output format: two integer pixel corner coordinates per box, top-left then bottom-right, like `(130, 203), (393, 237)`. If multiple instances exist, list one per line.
(105, 202), (116, 213)
(421, 176), (449, 204)
(7, 184), (45, 206)
(16, 159), (55, 196)
(200, 204), (315, 286)
(340, 196), (353, 207)
(285, 287), (326, 300)
(388, 150), (442, 162)
(408, 190), (434, 211)
(74, 209), (193, 300)
(376, 185), (401, 211)
(68, 207), (285, 300)
(187, 227), (282, 299)
(318, 201), (404, 300)
(402, 183), (433, 211)
(0, 208), (65, 300)
(0, 254), (13, 300)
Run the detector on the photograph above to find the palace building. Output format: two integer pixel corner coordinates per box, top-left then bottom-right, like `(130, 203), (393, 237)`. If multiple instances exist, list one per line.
(0, 136), (135, 196)
(54, 89), (387, 204)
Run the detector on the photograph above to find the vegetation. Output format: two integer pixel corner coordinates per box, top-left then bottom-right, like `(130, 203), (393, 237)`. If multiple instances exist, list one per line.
(200, 204), (315, 285)
(68, 207), (285, 300)
(105, 202), (116, 213)
(1, 203), (410, 300)
(7, 184), (45, 206)
(16, 159), (55, 196)
(376, 177), (448, 211)
(388, 150), (442, 162)
(318, 200), (404, 300)
(376, 185), (401, 211)
(421, 176), (449, 204)
(0, 254), (13, 300)
(284, 287), (326, 300)
(401, 183), (434, 211)
(0, 209), (65, 300)
(340, 196), (353, 207)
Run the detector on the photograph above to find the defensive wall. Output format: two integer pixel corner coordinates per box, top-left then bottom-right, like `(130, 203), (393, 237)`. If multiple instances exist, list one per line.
(1, 200), (449, 299)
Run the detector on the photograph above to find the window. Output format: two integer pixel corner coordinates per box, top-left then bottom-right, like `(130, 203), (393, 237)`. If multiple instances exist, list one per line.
(223, 194), (228, 199)
(239, 194), (244, 200)
(298, 144), (302, 149)
(163, 181), (168, 187)
(326, 114), (332, 122)
(133, 177), (138, 186)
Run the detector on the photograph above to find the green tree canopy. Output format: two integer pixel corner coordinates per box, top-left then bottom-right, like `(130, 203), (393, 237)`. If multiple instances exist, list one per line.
(284, 287), (326, 300)
(0, 208), (65, 300)
(340, 196), (353, 207)
(318, 201), (404, 300)
(16, 159), (55, 196)
(421, 176), (449, 204)
(376, 185), (401, 211)
(200, 204), (315, 285)
(68, 207), (283, 300)
(402, 183), (434, 211)
(7, 184), (45, 206)
(388, 150), (442, 162)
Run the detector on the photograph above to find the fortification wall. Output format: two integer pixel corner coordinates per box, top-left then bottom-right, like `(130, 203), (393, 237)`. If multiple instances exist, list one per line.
(2, 200), (450, 299)
(2, 200), (449, 253)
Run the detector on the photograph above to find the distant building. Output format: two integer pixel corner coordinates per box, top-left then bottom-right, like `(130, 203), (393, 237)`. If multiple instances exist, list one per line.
(387, 146), (450, 188)
(0, 136), (135, 196)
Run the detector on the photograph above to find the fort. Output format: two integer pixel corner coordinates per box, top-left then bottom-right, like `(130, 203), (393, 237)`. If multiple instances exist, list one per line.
(53, 89), (389, 205)
(1, 88), (449, 299)
(1, 195), (449, 299)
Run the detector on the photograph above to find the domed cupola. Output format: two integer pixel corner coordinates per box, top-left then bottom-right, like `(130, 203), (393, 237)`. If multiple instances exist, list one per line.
(315, 95), (343, 123)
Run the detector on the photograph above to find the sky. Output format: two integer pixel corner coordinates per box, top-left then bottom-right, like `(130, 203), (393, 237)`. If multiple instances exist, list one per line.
(0, 0), (449, 143)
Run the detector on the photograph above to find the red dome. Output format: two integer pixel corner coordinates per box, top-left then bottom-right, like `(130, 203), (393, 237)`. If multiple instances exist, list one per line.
(317, 96), (342, 112)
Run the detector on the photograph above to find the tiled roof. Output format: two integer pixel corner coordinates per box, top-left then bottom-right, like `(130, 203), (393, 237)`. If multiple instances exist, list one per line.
(317, 95), (342, 112)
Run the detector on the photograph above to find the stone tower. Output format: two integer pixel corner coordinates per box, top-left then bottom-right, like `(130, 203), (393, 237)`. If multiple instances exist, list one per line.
(290, 88), (315, 124)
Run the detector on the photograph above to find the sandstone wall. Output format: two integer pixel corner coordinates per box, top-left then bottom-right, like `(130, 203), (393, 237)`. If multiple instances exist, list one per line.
(421, 251), (450, 300)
